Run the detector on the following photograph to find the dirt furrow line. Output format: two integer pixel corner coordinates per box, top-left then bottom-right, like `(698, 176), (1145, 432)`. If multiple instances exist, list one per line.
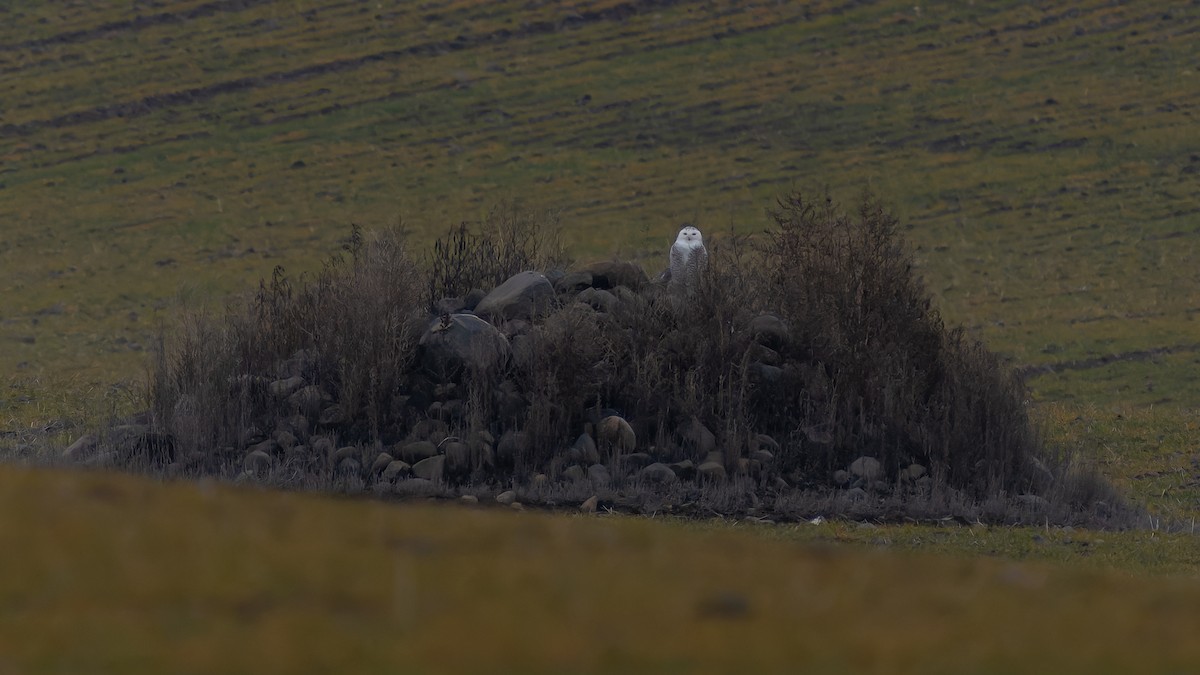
(1020, 343), (1200, 378)
(0, 0), (692, 138)
(0, 0), (274, 52)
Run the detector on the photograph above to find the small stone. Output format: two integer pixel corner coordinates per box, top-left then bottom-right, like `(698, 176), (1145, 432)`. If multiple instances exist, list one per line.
(573, 432), (599, 463)
(845, 487), (868, 502)
(698, 461), (726, 481)
(412, 455), (445, 481)
(495, 490), (517, 505)
(622, 452), (653, 469)
(336, 457), (362, 475)
(442, 441), (471, 477)
(460, 494), (479, 504)
(243, 449), (272, 475)
(332, 446), (359, 465)
(750, 450), (774, 465)
(531, 473), (549, 488)
(269, 376), (306, 399)
(310, 436), (335, 458)
(640, 462), (678, 484)
(288, 385), (326, 417)
(397, 440), (438, 464)
(580, 495), (599, 513)
(563, 465), (586, 482)
(370, 452), (394, 476)
(833, 469), (852, 486)
(63, 434), (98, 460)
(597, 415), (636, 454)
(903, 463), (927, 480)
(380, 460), (411, 483)
(586, 463), (611, 486)
(849, 456), (883, 481)
(509, 502), (525, 511)
(317, 405), (345, 426)
(1016, 494), (1049, 509)
(753, 434), (781, 454)
(274, 430), (298, 451)
(669, 459), (696, 479)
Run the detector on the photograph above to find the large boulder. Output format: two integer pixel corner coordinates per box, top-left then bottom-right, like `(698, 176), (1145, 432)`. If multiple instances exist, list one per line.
(474, 271), (555, 321)
(419, 313), (510, 378)
(581, 261), (648, 291)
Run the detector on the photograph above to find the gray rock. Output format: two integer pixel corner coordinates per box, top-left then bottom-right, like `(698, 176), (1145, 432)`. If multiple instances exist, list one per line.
(335, 457), (362, 475)
(698, 461), (727, 481)
(621, 452), (653, 469)
(460, 494), (479, 504)
(639, 462), (678, 484)
(288, 385), (327, 417)
(581, 260), (648, 291)
(243, 449), (272, 475)
(397, 440), (438, 464)
(555, 270), (593, 294)
(752, 434), (781, 454)
(412, 455), (445, 481)
(577, 287), (618, 312)
(269, 376), (306, 399)
(750, 450), (775, 465)
(563, 465), (586, 482)
(274, 430), (298, 452)
(332, 446), (359, 465)
(849, 456), (883, 482)
(586, 463), (611, 486)
(442, 441), (472, 477)
(63, 434), (98, 460)
(317, 405), (345, 426)
(310, 436), (335, 460)
(902, 463), (927, 481)
(803, 427), (835, 447)
(597, 415), (636, 454)
(573, 432), (599, 464)
(580, 495), (599, 513)
(669, 459), (696, 479)
(419, 313), (510, 378)
(746, 313), (788, 348)
(833, 469), (852, 486)
(845, 487), (868, 502)
(474, 271), (555, 321)
(462, 288), (487, 311)
(703, 451), (725, 466)
(1016, 494), (1049, 509)
(370, 452), (394, 476)
(749, 362), (783, 383)
(380, 460), (411, 483)
(495, 490), (517, 505)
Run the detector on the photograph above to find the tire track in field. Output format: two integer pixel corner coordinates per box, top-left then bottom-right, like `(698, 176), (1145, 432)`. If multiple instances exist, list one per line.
(1020, 343), (1200, 379)
(0, 0), (692, 138)
(0, 0), (274, 52)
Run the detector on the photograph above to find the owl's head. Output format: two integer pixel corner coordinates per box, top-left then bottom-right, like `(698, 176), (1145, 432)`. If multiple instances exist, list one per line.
(676, 225), (704, 247)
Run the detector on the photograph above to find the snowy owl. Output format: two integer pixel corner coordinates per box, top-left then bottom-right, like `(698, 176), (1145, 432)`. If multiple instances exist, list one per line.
(661, 225), (708, 290)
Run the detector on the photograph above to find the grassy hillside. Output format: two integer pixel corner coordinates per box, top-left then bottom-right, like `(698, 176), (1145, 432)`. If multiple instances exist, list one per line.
(0, 4), (1199, 668)
(2, 465), (1200, 674)
(2, 0), (1198, 406)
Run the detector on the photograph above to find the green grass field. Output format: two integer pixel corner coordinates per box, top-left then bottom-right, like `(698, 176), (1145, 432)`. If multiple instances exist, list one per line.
(2, 0), (1199, 670)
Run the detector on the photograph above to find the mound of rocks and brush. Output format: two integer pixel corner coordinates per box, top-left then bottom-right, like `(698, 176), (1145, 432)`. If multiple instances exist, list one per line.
(63, 198), (1125, 527)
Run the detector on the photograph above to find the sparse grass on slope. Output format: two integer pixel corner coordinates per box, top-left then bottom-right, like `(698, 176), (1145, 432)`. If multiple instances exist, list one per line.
(1, 465), (1199, 675)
